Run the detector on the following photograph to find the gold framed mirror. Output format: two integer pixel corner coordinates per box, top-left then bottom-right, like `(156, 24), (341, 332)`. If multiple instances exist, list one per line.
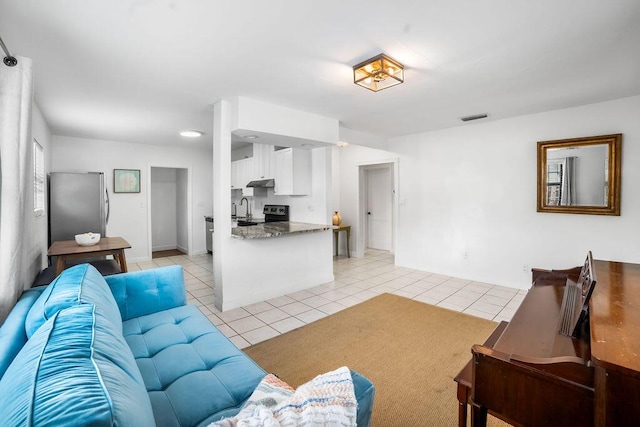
(537, 134), (621, 215)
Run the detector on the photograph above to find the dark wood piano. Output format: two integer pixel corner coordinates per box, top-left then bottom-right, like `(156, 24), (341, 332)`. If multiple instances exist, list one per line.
(456, 255), (640, 427)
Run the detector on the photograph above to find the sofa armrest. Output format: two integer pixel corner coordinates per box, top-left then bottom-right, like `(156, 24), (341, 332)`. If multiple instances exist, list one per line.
(351, 370), (375, 427)
(0, 288), (45, 379)
(104, 265), (186, 321)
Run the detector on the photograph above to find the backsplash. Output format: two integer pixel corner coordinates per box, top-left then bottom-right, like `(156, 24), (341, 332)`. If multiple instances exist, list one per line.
(231, 190), (327, 223)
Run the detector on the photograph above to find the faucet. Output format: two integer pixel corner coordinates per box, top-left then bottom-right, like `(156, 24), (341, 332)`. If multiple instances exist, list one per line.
(240, 197), (251, 219)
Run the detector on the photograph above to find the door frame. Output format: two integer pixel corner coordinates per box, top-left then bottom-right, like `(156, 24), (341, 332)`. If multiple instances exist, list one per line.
(147, 164), (193, 260)
(364, 165), (393, 250)
(357, 159), (398, 257)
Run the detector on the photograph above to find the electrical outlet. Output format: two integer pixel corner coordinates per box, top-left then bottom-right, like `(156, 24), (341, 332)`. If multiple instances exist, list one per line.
(308, 205), (314, 212)
(463, 251), (469, 260)
(522, 265), (529, 273)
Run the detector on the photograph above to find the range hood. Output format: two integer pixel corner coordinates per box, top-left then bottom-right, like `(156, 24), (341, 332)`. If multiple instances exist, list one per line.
(246, 179), (275, 188)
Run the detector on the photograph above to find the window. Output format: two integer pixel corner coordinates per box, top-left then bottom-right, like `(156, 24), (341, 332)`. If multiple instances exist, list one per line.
(33, 139), (45, 216)
(545, 160), (563, 206)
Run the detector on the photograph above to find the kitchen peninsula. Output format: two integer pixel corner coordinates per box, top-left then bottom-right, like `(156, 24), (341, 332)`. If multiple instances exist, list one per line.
(232, 221), (333, 239)
(212, 98), (341, 312)
(214, 203), (336, 311)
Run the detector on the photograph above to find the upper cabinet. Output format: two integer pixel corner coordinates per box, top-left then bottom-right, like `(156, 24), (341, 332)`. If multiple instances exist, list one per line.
(231, 144), (312, 196)
(253, 144), (274, 180)
(231, 157), (254, 196)
(273, 147), (311, 196)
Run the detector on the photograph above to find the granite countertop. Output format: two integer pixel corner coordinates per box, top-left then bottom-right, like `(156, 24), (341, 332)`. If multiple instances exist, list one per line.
(231, 221), (333, 239)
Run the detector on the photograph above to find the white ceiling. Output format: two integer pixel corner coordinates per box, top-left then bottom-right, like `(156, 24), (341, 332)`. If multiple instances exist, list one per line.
(2, 1), (639, 150)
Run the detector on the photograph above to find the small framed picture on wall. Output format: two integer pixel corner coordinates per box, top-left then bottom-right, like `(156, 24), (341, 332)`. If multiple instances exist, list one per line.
(113, 169), (140, 193)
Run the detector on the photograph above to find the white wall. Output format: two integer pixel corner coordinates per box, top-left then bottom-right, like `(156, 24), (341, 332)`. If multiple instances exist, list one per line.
(232, 97), (339, 145)
(387, 96), (640, 289)
(338, 126), (388, 151)
(337, 145), (399, 257)
(51, 136), (213, 261)
(151, 168), (178, 251)
(231, 144), (253, 161)
(176, 168), (188, 252)
(23, 102), (52, 285)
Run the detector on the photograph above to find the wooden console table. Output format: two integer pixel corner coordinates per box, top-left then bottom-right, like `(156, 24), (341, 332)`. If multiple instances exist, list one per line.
(333, 225), (351, 258)
(48, 237), (131, 275)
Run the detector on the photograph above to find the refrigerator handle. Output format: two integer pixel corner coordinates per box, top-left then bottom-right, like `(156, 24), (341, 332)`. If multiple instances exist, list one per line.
(105, 187), (110, 224)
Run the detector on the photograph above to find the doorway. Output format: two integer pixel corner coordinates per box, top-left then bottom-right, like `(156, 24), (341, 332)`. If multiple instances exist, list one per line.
(149, 167), (189, 257)
(358, 162), (396, 257)
(366, 166), (393, 250)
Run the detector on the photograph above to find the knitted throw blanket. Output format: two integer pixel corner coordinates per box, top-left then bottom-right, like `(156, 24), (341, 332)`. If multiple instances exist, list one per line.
(210, 366), (357, 427)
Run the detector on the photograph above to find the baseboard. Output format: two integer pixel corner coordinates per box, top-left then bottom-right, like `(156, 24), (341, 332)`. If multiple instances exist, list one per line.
(177, 244), (188, 254)
(152, 244), (177, 252)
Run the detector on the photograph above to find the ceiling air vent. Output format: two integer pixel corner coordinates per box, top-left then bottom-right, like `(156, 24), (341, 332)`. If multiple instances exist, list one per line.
(461, 113), (488, 122)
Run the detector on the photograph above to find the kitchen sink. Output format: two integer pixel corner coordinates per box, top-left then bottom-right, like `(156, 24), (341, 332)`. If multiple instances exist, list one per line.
(237, 220), (258, 227)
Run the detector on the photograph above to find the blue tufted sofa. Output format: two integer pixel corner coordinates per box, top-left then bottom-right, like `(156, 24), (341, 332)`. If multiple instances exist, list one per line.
(0, 264), (375, 426)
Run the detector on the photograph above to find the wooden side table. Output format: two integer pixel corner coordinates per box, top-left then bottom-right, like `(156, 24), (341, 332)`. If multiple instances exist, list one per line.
(333, 225), (351, 258)
(48, 237), (131, 275)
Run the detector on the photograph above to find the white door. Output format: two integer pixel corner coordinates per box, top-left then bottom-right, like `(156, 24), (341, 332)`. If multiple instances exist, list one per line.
(366, 167), (392, 250)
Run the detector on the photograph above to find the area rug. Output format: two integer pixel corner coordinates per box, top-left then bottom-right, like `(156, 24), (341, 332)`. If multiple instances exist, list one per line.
(244, 293), (507, 426)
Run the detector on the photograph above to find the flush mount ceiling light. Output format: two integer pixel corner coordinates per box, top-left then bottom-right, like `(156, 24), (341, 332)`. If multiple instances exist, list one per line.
(180, 130), (203, 137)
(244, 135), (259, 140)
(353, 53), (404, 92)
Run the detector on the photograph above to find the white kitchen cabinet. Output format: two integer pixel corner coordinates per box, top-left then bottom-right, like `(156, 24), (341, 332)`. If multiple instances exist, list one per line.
(231, 160), (241, 190)
(231, 158), (254, 196)
(252, 144), (274, 180)
(273, 147), (311, 195)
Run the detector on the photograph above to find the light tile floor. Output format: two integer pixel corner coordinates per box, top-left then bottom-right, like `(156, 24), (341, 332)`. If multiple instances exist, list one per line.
(129, 249), (527, 349)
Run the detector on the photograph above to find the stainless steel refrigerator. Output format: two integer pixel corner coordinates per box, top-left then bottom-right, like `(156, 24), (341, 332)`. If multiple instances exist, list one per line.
(48, 172), (109, 245)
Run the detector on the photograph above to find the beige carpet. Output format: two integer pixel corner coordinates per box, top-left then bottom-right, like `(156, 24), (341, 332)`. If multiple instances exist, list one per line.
(244, 293), (507, 426)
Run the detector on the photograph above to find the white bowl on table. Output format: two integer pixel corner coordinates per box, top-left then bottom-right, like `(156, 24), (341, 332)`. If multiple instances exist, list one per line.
(75, 232), (101, 246)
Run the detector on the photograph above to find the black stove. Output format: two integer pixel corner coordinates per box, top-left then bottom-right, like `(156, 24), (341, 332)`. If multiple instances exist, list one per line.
(263, 204), (289, 222)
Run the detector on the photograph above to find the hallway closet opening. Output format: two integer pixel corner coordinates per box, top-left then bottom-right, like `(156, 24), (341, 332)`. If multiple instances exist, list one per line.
(150, 167), (189, 257)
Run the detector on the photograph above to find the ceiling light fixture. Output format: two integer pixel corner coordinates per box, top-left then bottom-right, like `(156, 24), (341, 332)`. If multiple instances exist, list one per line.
(244, 135), (259, 140)
(180, 130), (203, 137)
(353, 53), (404, 92)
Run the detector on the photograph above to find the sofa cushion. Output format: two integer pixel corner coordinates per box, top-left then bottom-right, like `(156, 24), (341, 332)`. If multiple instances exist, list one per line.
(122, 304), (266, 427)
(0, 303), (155, 426)
(25, 263), (121, 338)
(105, 265), (186, 321)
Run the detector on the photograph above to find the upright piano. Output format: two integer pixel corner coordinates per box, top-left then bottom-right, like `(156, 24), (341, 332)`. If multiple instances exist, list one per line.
(463, 257), (640, 426)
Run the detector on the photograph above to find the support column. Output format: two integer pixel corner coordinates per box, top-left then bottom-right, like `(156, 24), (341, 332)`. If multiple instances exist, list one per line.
(212, 100), (233, 311)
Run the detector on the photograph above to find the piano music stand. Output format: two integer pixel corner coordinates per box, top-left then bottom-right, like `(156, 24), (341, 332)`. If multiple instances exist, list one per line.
(558, 251), (596, 338)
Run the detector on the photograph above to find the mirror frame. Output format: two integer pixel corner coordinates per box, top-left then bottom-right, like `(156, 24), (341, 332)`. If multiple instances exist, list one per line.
(537, 133), (622, 216)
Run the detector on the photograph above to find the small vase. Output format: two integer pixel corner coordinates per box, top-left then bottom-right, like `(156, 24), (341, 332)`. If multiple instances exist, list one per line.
(332, 211), (342, 226)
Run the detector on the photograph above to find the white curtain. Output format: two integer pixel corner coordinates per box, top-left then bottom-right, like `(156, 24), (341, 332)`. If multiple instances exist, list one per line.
(0, 56), (33, 323)
(560, 157), (575, 206)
